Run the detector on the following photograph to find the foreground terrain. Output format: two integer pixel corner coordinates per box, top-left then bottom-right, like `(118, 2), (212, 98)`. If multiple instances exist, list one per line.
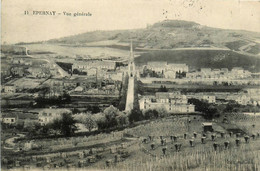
(1, 113), (259, 171)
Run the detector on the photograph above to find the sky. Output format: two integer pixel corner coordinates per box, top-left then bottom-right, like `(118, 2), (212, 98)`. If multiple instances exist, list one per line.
(1, 0), (260, 44)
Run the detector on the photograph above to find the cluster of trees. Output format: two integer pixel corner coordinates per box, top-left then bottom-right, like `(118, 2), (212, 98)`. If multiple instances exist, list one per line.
(72, 69), (87, 75)
(175, 71), (186, 79)
(49, 113), (77, 136)
(37, 105), (168, 137)
(72, 105), (101, 114)
(142, 68), (163, 78)
(45, 106), (129, 137)
(188, 98), (219, 119)
(142, 108), (168, 120)
(34, 93), (71, 107)
(159, 85), (168, 92)
(95, 106), (129, 130)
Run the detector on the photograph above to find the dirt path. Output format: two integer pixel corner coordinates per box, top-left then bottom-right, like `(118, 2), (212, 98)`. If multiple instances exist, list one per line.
(4, 134), (25, 150)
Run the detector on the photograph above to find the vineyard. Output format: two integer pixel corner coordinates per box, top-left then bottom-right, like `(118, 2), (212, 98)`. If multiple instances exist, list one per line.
(2, 114), (259, 170)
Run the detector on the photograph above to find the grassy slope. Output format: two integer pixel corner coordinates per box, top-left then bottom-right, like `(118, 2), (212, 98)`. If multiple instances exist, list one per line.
(45, 20), (260, 52)
(134, 49), (260, 72)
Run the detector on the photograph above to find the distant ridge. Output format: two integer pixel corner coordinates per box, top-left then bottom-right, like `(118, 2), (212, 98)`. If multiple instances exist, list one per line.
(16, 20), (260, 55)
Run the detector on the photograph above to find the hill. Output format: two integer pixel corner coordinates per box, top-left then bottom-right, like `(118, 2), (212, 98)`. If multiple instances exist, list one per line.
(44, 20), (260, 55)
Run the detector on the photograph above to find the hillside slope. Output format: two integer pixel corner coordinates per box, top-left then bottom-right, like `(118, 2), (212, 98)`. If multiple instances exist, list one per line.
(45, 20), (260, 55)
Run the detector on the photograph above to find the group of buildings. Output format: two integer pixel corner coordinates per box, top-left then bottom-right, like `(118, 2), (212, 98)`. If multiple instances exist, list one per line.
(1, 108), (71, 126)
(141, 61), (252, 81)
(186, 67), (252, 80)
(48, 73), (123, 97)
(139, 92), (195, 113)
(138, 87), (260, 114)
(142, 61), (189, 79)
(72, 60), (117, 75)
(1, 56), (53, 83)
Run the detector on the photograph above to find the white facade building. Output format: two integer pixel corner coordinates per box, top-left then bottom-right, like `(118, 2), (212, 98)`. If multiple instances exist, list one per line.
(139, 92), (195, 113)
(38, 108), (71, 125)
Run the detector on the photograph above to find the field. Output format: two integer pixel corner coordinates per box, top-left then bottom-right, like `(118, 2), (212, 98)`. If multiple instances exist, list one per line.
(23, 44), (131, 59)
(2, 114), (260, 171)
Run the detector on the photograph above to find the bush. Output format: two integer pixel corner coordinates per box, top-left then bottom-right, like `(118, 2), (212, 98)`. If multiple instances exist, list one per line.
(49, 113), (77, 136)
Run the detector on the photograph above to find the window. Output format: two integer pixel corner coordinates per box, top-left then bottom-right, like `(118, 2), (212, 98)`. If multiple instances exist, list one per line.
(11, 119), (14, 122)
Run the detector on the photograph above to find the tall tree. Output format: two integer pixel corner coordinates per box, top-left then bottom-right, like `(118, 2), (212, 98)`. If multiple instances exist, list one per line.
(74, 113), (97, 132)
(50, 113), (76, 136)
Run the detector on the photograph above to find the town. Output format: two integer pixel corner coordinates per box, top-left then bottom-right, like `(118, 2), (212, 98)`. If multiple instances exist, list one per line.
(1, 41), (260, 170)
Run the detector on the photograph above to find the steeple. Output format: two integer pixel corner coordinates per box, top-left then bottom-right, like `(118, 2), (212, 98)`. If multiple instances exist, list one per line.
(128, 40), (135, 77)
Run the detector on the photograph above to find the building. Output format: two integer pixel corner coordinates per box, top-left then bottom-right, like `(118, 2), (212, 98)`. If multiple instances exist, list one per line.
(202, 95), (216, 103)
(4, 84), (16, 93)
(144, 62), (188, 79)
(145, 62), (188, 76)
(164, 70), (176, 79)
(166, 63), (188, 73)
(104, 72), (123, 82)
(226, 93), (251, 105)
(201, 68), (211, 75)
(72, 60), (116, 73)
(187, 93), (216, 103)
(2, 113), (18, 124)
(186, 67), (251, 80)
(146, 61), (167, 74)
(38, 108), (71, 125)
(139, 92), (195, 113)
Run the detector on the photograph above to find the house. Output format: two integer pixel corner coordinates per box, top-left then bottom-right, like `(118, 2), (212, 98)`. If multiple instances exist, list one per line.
(38, 108), (71, 125)
(4, 84), (16, 93)
(2, 113), (18, 124)
(202, 95), (216, 103)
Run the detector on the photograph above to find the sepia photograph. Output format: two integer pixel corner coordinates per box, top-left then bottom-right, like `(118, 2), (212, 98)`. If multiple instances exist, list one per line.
(1, 0), (260, 170)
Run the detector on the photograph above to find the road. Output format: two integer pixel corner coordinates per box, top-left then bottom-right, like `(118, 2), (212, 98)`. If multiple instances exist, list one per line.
(136, 46), (230, 51)
(4, 134), (25, 151)
(125, 77), (135, 111)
